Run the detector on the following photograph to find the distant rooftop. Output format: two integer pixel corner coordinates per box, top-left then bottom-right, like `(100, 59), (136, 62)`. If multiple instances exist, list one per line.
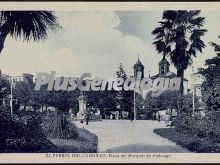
(159, 56), (170, 65)
(151, 71), (188, 81)
(133, 55), (144, 68)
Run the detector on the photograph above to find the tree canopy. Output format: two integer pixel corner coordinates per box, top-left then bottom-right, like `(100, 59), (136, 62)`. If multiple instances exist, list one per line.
(0, 11), (60, 53)
(152, 10), (207, 94)
(202, 37), (220, 111)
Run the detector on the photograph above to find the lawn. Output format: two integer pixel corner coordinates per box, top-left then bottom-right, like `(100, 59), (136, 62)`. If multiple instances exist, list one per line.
(154, 128), (220, 153)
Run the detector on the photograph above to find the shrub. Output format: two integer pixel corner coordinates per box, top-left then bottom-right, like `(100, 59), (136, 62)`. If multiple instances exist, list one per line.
(173, 111), (220, 142)
(154, 128), (220, 152)
(173, 114), (195, 132)
(42, 111), (78, 140)
(0, 109), (58, 152)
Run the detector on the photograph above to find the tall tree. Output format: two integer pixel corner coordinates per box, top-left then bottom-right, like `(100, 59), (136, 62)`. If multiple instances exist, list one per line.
(135, 92), (145, 119)
(202, 36), (220, 111)
(86, 90), (116, 116)
(14, 81), (34, 111)
(152, 10), (207, 94)
(144, 91), (161, 120)
(0, 11), (60, 53)
(156, 91), (200, 114)
(116, 63), (133, 118)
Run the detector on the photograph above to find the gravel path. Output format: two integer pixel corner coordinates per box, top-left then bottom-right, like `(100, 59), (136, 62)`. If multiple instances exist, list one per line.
(76, 120), (190, 153)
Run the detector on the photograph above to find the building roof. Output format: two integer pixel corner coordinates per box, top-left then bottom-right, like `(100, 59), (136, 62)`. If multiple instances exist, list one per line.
(151, 71), (188, 81)
(159, 56), (170, 65)
(1, 74), (11, 79)
(133, 57), (144, 68)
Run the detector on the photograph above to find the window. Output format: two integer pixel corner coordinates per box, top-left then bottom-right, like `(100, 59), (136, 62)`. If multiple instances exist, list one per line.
(161, 66), (164, 74)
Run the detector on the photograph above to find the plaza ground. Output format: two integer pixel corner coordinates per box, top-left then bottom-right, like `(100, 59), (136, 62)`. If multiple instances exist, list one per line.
(76, 120), (191, 153)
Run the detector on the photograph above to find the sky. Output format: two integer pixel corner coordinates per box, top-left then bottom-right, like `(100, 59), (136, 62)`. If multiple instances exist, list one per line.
(0, 10), (219, 84)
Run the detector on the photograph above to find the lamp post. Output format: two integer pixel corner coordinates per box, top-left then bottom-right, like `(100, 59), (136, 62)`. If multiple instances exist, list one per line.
(192, 85), (195, 116)
(1, 87), (7, 106)
(10, 78), (14, 116)
(10, 79), (13, 115)
(192, 66), (195, 117)
(10, 77), (14, 115)
(133, 90), (136, 121)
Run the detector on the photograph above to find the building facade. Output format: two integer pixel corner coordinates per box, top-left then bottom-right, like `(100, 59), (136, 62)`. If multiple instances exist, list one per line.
(0, 70), (33, 84)
(133, 57), (188, 120)
(8, 73), (33, 85)
(133, 56), (145, 79)
(132, 56), (189, 97)
(190, 68), (205, 102)
(151, 56), (188, 95)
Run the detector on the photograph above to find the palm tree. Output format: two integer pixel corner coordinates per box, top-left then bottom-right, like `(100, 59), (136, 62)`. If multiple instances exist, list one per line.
(152, 10), (207, 94)
(0, 11), (60, 53)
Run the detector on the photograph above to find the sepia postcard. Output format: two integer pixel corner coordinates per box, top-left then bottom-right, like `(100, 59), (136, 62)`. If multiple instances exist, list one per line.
(0, 1), (220, 164)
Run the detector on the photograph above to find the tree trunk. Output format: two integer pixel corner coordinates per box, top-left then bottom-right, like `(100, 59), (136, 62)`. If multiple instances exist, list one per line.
(170, 109), (173, 121)
(177, 67), (184, 95)
(177, 67), (184, 114)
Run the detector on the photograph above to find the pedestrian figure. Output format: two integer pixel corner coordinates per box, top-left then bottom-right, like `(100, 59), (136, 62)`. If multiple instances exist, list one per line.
(158, 113), (161, 122)
(131, 113), (134, 121)
(85, 113), (90, 125)
(128, 112), (134, 121)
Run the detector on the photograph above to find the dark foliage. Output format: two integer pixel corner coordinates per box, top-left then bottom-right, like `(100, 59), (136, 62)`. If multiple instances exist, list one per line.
(115, 63), (133, 117)
(152, 10), (207, 94)
(173, 111), (220, 142)
(202, 38), (220, 111)
(42, 111), (78, 140)
(0, 11), (60, 53)
(0, 110), (58, 152)
(154, 128), (220, 153)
